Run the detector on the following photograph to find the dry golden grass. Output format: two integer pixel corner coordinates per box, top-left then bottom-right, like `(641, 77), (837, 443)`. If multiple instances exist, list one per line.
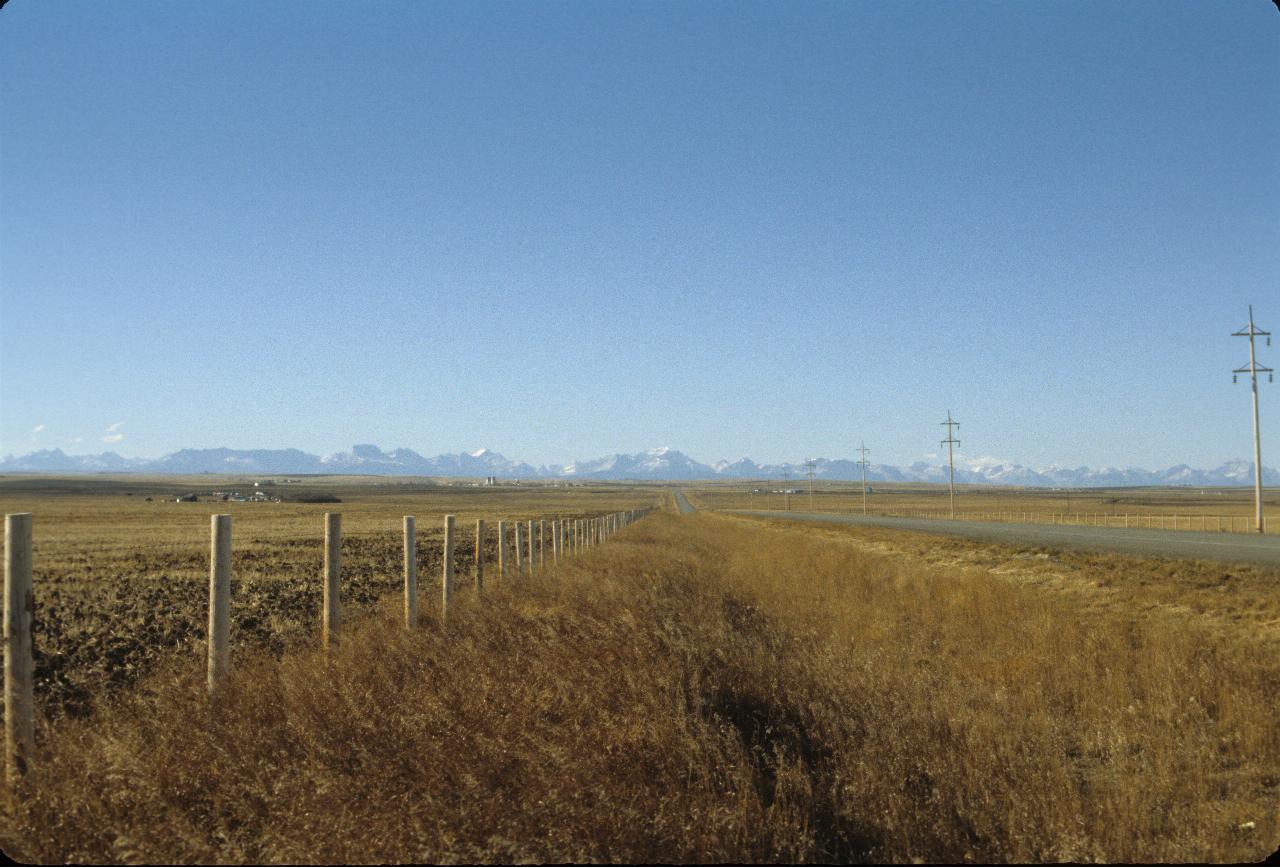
(733, 515), (1280, 645)
(0, 477), (664, 718)
(686, 480), (1280, 532)
(3, 508), (1277, 862)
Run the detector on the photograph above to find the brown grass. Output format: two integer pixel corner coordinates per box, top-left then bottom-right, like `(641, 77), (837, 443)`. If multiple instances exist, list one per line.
(0, 479), (664, 719)
(686, 480), (1280, 532)
(3, 511), (1277, 862)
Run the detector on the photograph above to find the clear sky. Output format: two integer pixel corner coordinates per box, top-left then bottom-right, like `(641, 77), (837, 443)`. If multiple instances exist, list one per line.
(2, 0), (1278, 469)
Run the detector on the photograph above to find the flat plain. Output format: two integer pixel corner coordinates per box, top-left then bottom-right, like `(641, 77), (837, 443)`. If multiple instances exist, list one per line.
(1, 476), (1277, 863)
(0, 474), (666, 718)
(687, 479), (1280, 531)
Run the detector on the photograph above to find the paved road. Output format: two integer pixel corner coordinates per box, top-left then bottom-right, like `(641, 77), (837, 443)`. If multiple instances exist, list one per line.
(731, 510), (1280, 568)
(673, 489), (696, 515)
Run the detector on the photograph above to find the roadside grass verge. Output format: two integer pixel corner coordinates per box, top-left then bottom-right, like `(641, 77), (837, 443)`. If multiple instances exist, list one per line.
(2, 513), (1275, 862)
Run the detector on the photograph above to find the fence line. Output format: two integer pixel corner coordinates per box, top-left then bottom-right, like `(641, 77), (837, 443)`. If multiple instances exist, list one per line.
(403, 516), (416, 630)
(5, 512), (34, 785)
(442, 515), (455, 620)
(740, 500), (1270, 535)
(2, 506), (652, 783)
(868, 509), (1268, 534)
(497, 520), (508, 585)
(323, 513), (341, 649)
(208, 515), (232, 690)
(474, 519), (485, 592)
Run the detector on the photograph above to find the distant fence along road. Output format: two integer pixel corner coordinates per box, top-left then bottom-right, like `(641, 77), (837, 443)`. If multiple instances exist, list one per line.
(734, 510), (1280, 569)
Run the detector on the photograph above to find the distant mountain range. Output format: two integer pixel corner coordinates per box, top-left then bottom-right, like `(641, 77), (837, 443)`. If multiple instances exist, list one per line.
(2, 444), (1277, 488)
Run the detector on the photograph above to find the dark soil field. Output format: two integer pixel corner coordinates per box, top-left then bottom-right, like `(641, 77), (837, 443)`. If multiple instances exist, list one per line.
(0, 475), (665, 720)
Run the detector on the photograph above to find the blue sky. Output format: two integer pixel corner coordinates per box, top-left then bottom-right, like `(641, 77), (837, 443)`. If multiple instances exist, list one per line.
(2, 0), (1278, 469)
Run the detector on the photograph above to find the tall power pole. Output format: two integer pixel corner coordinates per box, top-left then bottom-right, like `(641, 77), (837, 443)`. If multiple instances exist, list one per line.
(1234, 306), (1272, 533)
(940, 411), (960, 519)
(804, 459), (817, 510)
(782, 467), (790, 511)
(856, 442), (870, 515)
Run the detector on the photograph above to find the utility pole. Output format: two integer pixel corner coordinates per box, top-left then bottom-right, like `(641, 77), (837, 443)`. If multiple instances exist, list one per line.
(804, 459), (817, 510)
(1234, 306), (1272, 533)
(940, 411), (960, 519)
(782, 467), (790, 511)
(856, 442), (870, 515)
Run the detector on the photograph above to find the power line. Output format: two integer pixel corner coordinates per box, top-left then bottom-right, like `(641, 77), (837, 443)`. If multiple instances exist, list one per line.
(804, 459), (817, 511)
(856, 442), (870, 516)
(1234, 305), (1272, 534)
(940, 411), (960, 519)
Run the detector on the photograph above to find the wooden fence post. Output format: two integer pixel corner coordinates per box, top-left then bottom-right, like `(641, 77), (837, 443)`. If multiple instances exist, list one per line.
(497, 521), (508, 583)
(403, 516), (417, 629)
(539, 520), (546, 568)
(5, 513), (34, 782)
(475, 519), (485, 591)
(527, 520), (535, 574)
(514, 521), (523, 575)
(208, 514), (231, 692)
(442, 515), (455, 618)
(323, 513), (341, 649)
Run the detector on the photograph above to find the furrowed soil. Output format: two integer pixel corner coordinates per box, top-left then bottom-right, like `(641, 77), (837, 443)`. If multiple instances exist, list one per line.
(3, 510), (1278, 862)
(0, 479), (664, 721)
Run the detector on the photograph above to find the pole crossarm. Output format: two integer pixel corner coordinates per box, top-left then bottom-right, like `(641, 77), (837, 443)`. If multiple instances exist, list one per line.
(1232, 322), (1271, 339)
(856, 443), (870, 469)
(940, 414), (960, 446)
(1234, 362), (1274, 379)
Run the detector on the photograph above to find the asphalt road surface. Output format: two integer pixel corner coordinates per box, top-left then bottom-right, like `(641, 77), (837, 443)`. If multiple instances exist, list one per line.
(673, 489), (696, 515)
(730, 510), (1280, 568)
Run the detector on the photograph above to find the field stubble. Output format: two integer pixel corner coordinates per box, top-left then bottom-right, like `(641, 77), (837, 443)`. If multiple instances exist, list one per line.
(0, 480), (662, 720)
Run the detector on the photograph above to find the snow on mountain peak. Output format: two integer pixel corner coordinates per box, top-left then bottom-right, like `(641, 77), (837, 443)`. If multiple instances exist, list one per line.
(1, 443), (1276, 486)
(962, 455), (1012, 471)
